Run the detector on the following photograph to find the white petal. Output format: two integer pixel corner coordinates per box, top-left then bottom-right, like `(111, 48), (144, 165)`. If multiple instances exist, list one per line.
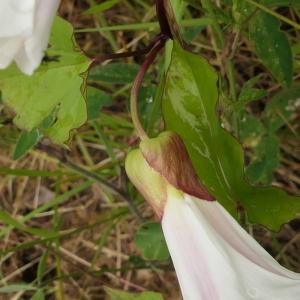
(0, 0), (35, 37)
(15, 0), (61, 75)
(189, 195), (300, 279)
(0, 37), (23, 69)
(162, 192), (300, 300)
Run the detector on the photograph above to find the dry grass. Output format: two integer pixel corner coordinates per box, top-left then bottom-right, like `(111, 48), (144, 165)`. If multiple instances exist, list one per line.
(0, 0), (299, 299)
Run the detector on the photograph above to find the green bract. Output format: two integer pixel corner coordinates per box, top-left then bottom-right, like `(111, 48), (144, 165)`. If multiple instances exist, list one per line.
(125, 131), (214, 217)
(126, 148), (168, 218)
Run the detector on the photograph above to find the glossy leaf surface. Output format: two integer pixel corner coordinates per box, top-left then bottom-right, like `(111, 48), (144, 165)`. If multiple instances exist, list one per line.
(0, 17), (90, 144)
(162, 43), (300, 230)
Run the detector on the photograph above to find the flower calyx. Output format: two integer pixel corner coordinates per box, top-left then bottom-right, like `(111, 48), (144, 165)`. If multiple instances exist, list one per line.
(125, 131), (214, 218)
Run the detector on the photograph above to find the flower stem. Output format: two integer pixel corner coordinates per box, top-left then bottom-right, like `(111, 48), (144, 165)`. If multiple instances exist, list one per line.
(163, 0), (185, 47)
(130, 38), (167, 140)
(156, 0), (173, 38)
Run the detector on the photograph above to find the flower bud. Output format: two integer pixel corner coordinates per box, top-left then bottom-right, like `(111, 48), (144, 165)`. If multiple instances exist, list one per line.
(140, 131), (214, 201)
(125, 131), (214, 218)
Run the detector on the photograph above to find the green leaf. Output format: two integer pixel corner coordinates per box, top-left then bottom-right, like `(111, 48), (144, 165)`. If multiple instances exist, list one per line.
(246, 134), (280, 185)
(239, 112), (265, 143)
(0, 167), (61, 177)
(265, 84), (300, 133)
(105, 287), (164, 300)
(13, 129), (43, 160)
(30, 289), (45, 300)
(84, 0), (120, 14)
(89, 63), (148, 84)
(87, 87), (112, 120)
(232, 0), (253, 24)
(249, 11), (293, 86)
(134, 222), (169, 261)
(0, 210), (57, 238)
(292, 43), (300, 55)
(0, 284), (36, 293)
(232, 76), (267, 111)
(37, 251), (49, 285)
(0, 17), (90, 144)
(162, 43), (300, 230)
(262, 0), (300, 9)
(183, 26), (205, 43)
(238, 76), (267, 104)
(239, 88), (267, 104)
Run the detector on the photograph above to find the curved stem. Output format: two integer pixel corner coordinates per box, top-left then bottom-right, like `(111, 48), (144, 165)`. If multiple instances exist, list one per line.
(130, 38), (167, 140)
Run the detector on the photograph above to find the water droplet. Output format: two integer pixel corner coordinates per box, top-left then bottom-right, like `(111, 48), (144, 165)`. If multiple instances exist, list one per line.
(146, 96), (153, 103)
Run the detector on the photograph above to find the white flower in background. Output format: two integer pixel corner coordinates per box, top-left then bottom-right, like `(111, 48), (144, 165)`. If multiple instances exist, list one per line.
(126, 131), (300, 300)
(0, 0), (60, 75)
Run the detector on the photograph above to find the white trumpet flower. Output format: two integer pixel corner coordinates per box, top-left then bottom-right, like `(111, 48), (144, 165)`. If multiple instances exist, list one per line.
(0, 0), (60, 75)
(163, 189), (300, 300)
(126, 131), (300, 300)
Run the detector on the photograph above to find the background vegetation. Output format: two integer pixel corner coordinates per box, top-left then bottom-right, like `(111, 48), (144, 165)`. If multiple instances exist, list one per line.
(0, 0), (299, 299)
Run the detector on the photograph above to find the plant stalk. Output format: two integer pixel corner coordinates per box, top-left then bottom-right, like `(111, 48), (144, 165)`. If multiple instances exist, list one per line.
(130, 38), (167, 141)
